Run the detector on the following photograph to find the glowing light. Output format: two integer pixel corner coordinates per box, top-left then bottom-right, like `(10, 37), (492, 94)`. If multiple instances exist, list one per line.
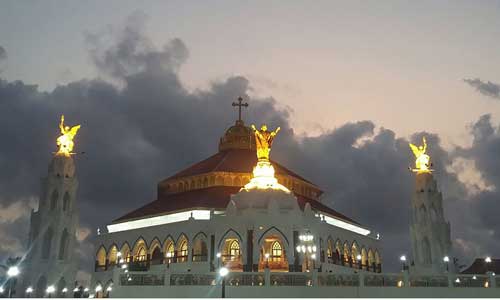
(320, 214), (371, 236)
(216, 252), (221, 258)
(443, 256), (450, 262)
(124, 270), (129, 273)
(107, 210), (212, 233)
(121, 264), (128, 269)
(485, 257), (492, 263)
(56, 115), (81, 156)
(106, 286), (112, 292)
(219, 267), (229, 277)
(46, 285), (55, 294)
(95, 285), (102, 292)
(73, 288), (79, 292)
(243, 124), (290, 192)
(356, 254), (362, 261)
(311, 254), (316, 260)
(409, 137), (432, 173)
(472, 276), (477, 280)
(0, 287), (4, 293)
(119, 258), (125, 264)
(26, 287), (33, 294)
(397, 280), (404, 287)
(62, 288), (68, 293)
(265, 253), (270, 259)
(7, 266), (19, 277)
(455, 278), (461, 283)
(400, 255), (407, 262)
(117, 252), (122, 257)
(312, 246), (317, 252)
(84, 287), (89, 292)
(296, 246), (301, 252)
(484, 281), (489, 288)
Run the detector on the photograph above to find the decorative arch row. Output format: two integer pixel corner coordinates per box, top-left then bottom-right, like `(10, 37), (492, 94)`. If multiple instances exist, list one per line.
(95, 233), (208, 272)
(325, 238), (382, 272)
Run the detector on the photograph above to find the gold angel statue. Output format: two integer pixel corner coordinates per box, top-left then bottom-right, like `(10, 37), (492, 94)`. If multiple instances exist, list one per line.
(56, 115), (81, 156)
(251, 124), (280, 161)
(409, 136), (432, 173)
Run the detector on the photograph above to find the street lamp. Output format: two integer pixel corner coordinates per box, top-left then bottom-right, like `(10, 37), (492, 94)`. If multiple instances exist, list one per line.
(443, 256), (450, 272)
(485, 256), (492, 274)
(46, 285), (55, 298)
(25, 287), (33, 298)
(356, 254), (362, 269)
(62, 287), (68, 296)
(166, 252), (172, 268)
(264, 253), (270, 269)
(298, 231), (316, 272)
(6, 266), (20, 298)
(216, 252), (222, 268)
(400, 255), (407, 272)
(219, 267), (229, 298)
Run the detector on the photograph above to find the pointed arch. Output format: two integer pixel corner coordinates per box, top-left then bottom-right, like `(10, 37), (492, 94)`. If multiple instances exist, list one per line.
(57, 277), (67, 297)
(368, 248), (375, 270)
(96, 246), (107, 269)
(50, 189), (59, 210)
(257, 226), (289, 246)
(326, 237), (334, 262)
(132, 237), (147, 262)
(149, 238), (163, 264)
(163, 236), (175, 263)
(35, 276), (47, 298)
(361, 247), (367, 269)
(192, 232), (208, 262)
(343, 241), (350, 265)
(108, 244), (119, 266)
(42, 227), (53, 259)
(63, 191), (71, 211)
(120, 242), (131, 262)
(351, 241), (359, 265)
(176, 234), (189, 262)
(149, 238), (162, 255)
(58, 228), (70, 260)
(375, 250), (381, 265)
(217, 228), (243, 249)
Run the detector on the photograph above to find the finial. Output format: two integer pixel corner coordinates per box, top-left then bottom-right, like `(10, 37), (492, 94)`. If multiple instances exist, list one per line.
(232, 96), (249, 124)
(409, 136), (433, 173)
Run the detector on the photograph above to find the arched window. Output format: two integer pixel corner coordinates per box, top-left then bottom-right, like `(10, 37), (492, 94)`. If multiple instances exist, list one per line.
(42, 228), (53, 259)
(151, 246), (163, 264)
(121, 244), (131, 263)
(50, 190), (59, 210)
(351, 242), (359, 266)
(192, 237), (208, 262)
(230, 240), (240, 259)
(136, 246), (147, 261)
(58, 229), (69, 260)
(422, 237), (432, 264)
(164, 240), (175, 263)
(361, 247), (367, 268)
(271, 241), (282, 261)
(343, 242), (350, 264)
(327, 239), (334, 261)
(63, 192), (70, 211)
(108, 245), (118, 266)
(368, 249), (375, 269)
(35, 276), (47, 298)
(96, 247), (107, 267)
(178, 240), (188, 262)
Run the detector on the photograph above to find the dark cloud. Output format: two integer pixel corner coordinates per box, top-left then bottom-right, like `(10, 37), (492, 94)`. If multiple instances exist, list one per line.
(464, 78), (500, 100)
(0, 46), (6, 61)
(0, 13), (498, 276)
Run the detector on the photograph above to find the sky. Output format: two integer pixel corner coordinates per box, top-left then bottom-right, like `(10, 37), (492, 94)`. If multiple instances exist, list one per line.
(1, 0), (500, 281)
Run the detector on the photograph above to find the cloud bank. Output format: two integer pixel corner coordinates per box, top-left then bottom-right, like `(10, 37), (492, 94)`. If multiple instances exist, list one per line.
(0, 13), (499, 275)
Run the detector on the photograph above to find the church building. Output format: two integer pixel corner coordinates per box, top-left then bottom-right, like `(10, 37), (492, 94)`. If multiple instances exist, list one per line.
(90, 99), (382, 296)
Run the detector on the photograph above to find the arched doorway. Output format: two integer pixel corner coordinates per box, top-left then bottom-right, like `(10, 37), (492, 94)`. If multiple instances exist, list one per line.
(259, 235), (288, 272)
(221, 238), (242, 271)
(35, 276), (47, 298)
(96, 246), (107, 271)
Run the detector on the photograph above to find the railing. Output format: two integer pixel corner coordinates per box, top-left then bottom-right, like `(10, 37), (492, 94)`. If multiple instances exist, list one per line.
(170, 274), (216, 286)
(317, 274), (360, 287)
(117, 272), (497, 289)
(192, 255), (208, 262)
(120, 273), (164, 286)
(453, 275), (490, 288)
(226, 273), (265, 286)
(364, 274), (404, 287)
(270, 274), (313, 286)
(409, 275), (448, 287)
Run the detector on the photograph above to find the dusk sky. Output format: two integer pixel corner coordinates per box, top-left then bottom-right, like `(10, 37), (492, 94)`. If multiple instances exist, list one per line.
(1, 0), (500, 279)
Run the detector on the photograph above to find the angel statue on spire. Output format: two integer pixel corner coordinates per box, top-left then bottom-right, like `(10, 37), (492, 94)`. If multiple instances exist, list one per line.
(409, 136), (432, 173)
(56, 115), (81, 156)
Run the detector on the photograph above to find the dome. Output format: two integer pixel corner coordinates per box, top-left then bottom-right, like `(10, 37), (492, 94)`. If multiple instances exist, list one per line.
(218, 120), (255, 151)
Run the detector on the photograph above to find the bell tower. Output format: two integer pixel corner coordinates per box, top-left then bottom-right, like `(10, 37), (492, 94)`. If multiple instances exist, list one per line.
(408, 137), (452, 273)
(20, 116), (81, 297)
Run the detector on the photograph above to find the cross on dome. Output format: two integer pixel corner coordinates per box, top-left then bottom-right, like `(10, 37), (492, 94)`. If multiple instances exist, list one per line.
(232, 96), (249, 124)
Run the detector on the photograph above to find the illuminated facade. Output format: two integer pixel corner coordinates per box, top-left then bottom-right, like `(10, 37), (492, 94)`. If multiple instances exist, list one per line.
(18, 117), (80, 297)
(90, 102), (382, 297)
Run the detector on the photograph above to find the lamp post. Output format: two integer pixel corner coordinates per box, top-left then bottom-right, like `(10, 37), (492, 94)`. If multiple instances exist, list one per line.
(6, 266), (20, 298)
(116, 251), (122, 267)
(46, 285), (55, 298)
(443, 256), (450, 272)
(400, 255), (407, 272)
(25, 286), (33, 298)
(166, 252), (172, 268)
(485, 256), (492, 274)
(216, 252), (222, 268)
(264, 253), (270, 269)
(219, 267), (229, 298)
(356, 254), (362, 270)
(297, 232), (316, 272)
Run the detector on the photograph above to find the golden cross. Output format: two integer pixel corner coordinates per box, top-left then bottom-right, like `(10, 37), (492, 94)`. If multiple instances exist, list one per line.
(232, 97), (249, 122)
